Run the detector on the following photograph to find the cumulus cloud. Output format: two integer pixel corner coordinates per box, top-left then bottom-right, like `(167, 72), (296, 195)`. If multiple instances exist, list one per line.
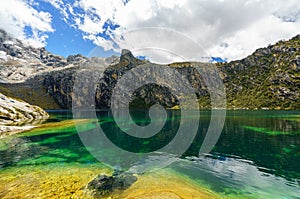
(2, 0), (299, 61)
(0, 0), (54, 47)
(63, 0), (300, 62)
(43, 0), (70, 22)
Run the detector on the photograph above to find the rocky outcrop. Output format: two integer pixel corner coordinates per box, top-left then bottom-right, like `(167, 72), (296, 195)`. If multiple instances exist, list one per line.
(0, 93), (49, 138)
(87, 171), (137, 197)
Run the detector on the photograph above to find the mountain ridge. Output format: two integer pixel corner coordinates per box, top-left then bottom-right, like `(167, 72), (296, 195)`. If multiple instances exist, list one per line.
(219, 35), (300, 109)
(0, 29), (299, 110)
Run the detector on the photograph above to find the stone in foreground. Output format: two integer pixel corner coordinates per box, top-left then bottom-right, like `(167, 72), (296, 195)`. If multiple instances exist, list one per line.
(87, 171), (138, 197)
(0, 92), (49, 137)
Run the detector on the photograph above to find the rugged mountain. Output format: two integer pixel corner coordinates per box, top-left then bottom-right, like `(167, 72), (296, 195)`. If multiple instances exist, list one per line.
(0, 29), (299, 110)
(0, 29), (67, 82)
(19, 45), (300, 110)
(0, 29), (114, 83)
(220, 35), (300, 109)
(0, 29), (118, 109)
(41, 49), (217, 109)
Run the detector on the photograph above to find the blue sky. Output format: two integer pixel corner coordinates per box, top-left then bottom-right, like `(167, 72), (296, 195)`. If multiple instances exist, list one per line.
(27, 1), (115, 58)
(0, 0), (299, 62)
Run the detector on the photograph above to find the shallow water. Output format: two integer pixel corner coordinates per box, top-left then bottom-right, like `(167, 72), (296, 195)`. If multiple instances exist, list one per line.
(0, 110), (299, 198)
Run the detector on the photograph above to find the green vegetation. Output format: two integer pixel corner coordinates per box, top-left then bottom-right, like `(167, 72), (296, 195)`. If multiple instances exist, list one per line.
(221, 35), (300, 110)
(0, 80), (61, 109)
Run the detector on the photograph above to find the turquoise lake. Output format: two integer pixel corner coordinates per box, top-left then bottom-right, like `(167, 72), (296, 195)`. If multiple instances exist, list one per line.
(0, 110), (299, 198)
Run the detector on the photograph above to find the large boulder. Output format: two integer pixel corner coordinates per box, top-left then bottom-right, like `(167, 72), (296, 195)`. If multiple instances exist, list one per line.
(0, 93), (49, 137)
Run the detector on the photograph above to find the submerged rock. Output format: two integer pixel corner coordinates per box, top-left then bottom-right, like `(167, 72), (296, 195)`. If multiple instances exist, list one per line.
(87, 171), (138, 197)
(0, 92), (49, 137)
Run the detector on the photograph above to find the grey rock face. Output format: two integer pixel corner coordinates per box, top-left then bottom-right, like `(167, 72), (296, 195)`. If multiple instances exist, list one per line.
(0, 29), (89, 83)
(42, 50), (212, 109)
(0, 92), (49, 137)
(0, 93), (49, 125)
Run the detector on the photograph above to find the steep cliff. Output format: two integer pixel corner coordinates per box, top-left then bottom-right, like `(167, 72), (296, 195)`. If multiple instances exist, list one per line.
(0, 29), (299, 110)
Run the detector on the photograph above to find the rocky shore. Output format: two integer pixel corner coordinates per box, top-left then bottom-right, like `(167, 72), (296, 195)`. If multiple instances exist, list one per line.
(0, 93), (49, 138)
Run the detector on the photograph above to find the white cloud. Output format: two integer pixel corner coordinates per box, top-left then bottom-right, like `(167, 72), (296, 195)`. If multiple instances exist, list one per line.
(43, 0), (70, 22)
(211, 14), (300, 60)
(4, 0), (299, 61)
(0, 0), (54, 47)
(65, 0), (300, 62)
(77, 0), (300, 60)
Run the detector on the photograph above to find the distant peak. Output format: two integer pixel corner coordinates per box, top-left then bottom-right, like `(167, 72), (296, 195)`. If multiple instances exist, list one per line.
(120, 49), (137, 63)
(121, 49), (132, 56)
